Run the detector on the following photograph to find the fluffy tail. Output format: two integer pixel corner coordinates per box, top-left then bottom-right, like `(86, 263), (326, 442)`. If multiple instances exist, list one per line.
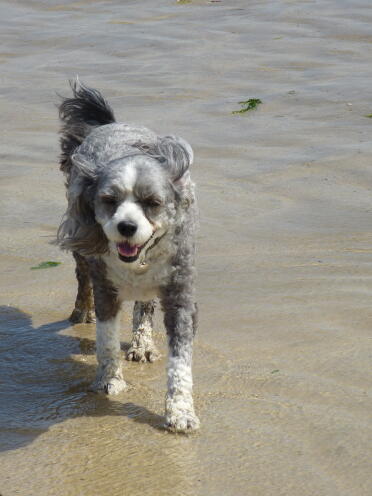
(59, 79), (116, 175)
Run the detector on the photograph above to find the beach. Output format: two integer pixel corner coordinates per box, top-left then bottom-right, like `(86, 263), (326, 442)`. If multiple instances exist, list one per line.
(0, 1), (371, 494)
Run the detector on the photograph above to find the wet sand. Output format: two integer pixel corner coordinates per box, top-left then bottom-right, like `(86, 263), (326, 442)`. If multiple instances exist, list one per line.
(1, 0), (372, 494)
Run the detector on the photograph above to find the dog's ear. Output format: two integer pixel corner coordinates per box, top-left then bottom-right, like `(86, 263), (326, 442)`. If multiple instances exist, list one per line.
(68, 154), (97, 223)
(57, 154), (108, 255)
(156, 135), (194, 182)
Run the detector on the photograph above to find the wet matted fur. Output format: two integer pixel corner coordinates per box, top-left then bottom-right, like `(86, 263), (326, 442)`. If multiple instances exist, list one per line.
(57, 81), (199, 432)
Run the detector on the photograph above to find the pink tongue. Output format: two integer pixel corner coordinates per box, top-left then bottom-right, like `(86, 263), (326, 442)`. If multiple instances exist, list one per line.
(117, 242), (139, 257)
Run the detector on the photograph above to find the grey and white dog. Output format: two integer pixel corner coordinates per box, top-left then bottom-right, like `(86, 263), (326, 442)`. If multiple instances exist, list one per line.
(57, 81), (199, 432)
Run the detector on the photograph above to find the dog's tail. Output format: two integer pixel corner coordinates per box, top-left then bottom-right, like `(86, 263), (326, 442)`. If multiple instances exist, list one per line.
(59, 79), (116, 175)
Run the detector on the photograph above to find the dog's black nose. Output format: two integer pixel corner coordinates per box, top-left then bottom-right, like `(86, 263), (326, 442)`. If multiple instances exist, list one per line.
(117, 220), (137, 237)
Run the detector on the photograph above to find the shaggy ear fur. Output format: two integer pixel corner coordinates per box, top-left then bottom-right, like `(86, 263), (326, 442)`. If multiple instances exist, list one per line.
(157, 136), (195, 211)
(57, 154), (108, 256)
(135, 135), (193, 182)
(157, 135), (194, 181)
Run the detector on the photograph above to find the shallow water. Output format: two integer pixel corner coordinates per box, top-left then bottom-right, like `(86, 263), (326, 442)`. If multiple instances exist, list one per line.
(1, 0), (372, 495)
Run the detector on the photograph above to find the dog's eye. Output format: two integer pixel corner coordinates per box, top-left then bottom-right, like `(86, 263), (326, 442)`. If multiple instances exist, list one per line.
(101, 195), (117, 206)
(143, 198), (162, 208)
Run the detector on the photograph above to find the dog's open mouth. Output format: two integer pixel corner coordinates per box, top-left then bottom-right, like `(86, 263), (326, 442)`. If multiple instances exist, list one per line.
(116, 241), (145, 263)
(115, 230), (166, 264)
(116, 231), (157, 263)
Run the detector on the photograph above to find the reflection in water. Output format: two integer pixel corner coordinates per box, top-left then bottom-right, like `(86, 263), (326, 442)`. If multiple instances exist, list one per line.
(0, 306), (199, 495)
(0, 306), (160, 450)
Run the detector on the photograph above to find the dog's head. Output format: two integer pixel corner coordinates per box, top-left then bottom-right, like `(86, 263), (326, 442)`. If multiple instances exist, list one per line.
(58, 135), (194, 264)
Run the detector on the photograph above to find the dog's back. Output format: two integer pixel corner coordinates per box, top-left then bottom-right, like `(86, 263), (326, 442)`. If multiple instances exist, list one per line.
(59, 81), (165, 179)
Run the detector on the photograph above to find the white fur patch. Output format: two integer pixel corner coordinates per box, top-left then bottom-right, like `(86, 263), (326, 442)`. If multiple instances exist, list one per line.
(167, 355), (193, 395)
(96, 316), (121, 362)
(92, 315), (126, 394)
(165, 354), (199, 432)
(98, 161), (153, 246)
(118, 162), (137, 192)
(102, 198), (153, 246)
(102, 237), (174, 300)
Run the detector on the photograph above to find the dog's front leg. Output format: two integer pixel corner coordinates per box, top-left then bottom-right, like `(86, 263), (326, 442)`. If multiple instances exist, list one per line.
(162, 293), (199, 433)
(92, 313), (127, 394)
(89, 261), (126, 395)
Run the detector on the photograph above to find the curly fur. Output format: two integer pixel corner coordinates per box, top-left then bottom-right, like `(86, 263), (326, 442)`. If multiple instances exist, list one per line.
(57, 80), (199, 432)
(59, 79), (115, 177)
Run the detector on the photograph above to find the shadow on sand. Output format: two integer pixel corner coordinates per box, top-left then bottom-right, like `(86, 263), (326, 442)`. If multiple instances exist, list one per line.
(0, 306), (165, 453)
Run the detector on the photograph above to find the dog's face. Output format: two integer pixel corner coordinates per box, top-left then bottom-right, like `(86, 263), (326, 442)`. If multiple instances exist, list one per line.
(59, 135), (193, 259)
(94, 156), (171, 264)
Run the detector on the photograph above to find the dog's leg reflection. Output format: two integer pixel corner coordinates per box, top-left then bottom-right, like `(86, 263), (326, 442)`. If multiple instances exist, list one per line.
(126, 300), (160, 363)
(69, 252), (95, 323)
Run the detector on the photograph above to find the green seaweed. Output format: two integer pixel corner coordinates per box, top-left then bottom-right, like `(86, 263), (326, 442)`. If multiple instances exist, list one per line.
(365, 114), (372, 118)
(232, 98), (262, 114)
(271, 369), (280, 374)
(31, 261), (62, 270)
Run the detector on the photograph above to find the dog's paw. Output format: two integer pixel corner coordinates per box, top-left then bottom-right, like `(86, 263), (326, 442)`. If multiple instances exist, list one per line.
(69, 308), (96, 324)
(126, 344), (160, 363)
(165, 396), (200, 433)
(89, 376), (127, 395)
(165, 410), (200, 433)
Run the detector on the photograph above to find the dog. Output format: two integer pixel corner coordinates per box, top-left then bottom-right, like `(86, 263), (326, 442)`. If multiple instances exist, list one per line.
(57, 81), (199, 432)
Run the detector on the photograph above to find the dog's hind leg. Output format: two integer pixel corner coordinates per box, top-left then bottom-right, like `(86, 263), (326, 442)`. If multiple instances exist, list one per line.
(126, 300), (160, 363)
(69, 252), (95, 324)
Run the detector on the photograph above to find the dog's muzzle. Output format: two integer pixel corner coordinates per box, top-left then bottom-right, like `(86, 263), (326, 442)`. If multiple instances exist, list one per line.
(116, 239), (148, 263)
(116, 231), (156, 263)
(116, 230), (166, 264)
